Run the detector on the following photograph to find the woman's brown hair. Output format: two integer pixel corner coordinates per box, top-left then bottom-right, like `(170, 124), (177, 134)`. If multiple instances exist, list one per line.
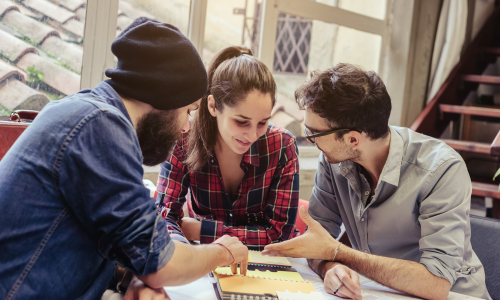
(185, 46), (276, 171)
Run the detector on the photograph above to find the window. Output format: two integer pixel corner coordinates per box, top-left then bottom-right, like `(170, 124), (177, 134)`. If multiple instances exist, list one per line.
(116, 0), (191, 35)
(0, 0), (87, 117)
(203, 0), (258, 65)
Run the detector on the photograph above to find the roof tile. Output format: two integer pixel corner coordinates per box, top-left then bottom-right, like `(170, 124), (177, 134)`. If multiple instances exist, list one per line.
(16, 52), (80, 95)
(0, 60), (49, 111)
(20, 0), (75, 24)
(0, 29), (38, 62)
(74, 5), (84, 21)
(39, 35), (82, 72)
(50, 0), (85, 12)
(2, 9), (60, 44)
(61, 18), (83, 37)
(0, 59), (25, 83)
(117, 15), (134, 31)
(119, 1), (154, 20)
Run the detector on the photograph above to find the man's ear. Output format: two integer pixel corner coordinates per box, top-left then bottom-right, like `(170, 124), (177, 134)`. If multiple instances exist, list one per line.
(346, 131), (362, 150)
(207, 95), (217, 117)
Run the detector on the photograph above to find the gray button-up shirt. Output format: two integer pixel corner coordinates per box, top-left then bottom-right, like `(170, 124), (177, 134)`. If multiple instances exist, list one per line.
(309, 126), (491, 299)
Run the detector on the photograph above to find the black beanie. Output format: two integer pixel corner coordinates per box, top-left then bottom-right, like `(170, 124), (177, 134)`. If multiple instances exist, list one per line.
(105, 17), (208, 111)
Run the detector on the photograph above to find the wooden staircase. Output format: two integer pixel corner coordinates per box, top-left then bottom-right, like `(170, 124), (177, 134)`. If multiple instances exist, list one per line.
(411, 6), (500, 219)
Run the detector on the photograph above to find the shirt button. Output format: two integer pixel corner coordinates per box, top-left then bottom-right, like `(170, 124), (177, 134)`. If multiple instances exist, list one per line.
(229, 213), (233, 217)
(342, 168), (346, 172)
(361, 218), (365, 222)
(365, 191), (370, 196)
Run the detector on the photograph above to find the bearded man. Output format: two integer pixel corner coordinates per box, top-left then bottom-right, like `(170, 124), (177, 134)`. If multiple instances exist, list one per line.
(0, 18), (247, 300)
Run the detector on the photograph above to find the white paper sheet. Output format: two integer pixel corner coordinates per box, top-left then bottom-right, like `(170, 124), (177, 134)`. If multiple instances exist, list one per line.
(163, 275), (217, 300)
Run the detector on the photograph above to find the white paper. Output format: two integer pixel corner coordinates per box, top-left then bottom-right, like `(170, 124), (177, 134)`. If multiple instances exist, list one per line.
(163, 275), (217, 300)
(276, 290), (326, 300)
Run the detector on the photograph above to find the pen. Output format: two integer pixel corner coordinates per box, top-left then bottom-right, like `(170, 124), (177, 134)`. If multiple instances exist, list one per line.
(333, 282), (343, 295)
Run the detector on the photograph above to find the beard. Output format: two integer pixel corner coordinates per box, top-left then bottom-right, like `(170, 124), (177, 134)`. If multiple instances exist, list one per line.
(321, 143), (361, 165)
(136, 109), (181, 167)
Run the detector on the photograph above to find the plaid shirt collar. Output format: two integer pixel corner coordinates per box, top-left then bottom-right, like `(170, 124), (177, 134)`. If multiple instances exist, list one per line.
(208, 139), (261, 167)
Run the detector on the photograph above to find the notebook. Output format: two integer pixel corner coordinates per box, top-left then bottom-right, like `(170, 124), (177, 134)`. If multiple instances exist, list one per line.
(248, 251), (292, 268)
(212, 252), (320, 300)
(213, 270), (317, 299)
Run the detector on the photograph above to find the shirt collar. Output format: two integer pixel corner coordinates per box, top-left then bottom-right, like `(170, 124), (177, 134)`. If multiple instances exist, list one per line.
(91, 81), (133, 125)
(338, 126), (403, 187)
(378, 126), (403, 187)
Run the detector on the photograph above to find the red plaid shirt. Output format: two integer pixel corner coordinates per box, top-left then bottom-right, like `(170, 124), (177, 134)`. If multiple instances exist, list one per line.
(155, 125), (299, 250)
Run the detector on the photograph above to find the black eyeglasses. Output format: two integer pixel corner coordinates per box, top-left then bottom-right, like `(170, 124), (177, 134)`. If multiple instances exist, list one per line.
(304, 126), (362, 144)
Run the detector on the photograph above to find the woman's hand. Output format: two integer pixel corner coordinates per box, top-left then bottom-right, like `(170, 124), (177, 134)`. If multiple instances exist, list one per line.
(180, 217), (201, 241)
(123, 277), (169, 300)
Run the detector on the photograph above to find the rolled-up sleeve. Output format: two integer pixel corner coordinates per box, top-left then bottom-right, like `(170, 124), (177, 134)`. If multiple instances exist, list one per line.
(418, 157), (472, 286)
(309, 153), (343, 239)
(55, 109), (175, 275)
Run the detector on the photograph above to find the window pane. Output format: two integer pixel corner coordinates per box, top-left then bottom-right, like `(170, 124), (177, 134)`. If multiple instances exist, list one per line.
(204, 0), (261, 65)
(272, 15), (381, 144)
(117, 0), (191, 37)
(0, 0), (87, 118)
(315, 0), (387, 20)
(338, 0), (387, 20)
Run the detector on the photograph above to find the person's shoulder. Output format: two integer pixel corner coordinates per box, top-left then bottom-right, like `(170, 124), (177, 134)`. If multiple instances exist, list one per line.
(41, 91), (130, 129)
(393, 126), (463, 173)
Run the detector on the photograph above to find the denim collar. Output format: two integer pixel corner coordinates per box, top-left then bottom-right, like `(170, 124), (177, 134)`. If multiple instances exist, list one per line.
(91, 81), (133, 126)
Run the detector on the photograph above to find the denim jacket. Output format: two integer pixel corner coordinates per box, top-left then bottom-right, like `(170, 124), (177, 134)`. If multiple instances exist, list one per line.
(0, 82), (175, 300)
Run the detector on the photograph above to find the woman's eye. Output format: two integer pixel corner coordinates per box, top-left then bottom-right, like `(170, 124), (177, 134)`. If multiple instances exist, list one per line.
(235, 120), (247, 125)
(258, 121), (267, 126)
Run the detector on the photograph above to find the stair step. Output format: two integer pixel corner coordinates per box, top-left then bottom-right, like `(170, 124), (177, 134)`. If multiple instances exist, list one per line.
(492, 131), (500, 156)
(472, 181), (500, 199)
(460, 74), (500, 85)
(439, 104), (500, 118)
(441, 139), (491, 154)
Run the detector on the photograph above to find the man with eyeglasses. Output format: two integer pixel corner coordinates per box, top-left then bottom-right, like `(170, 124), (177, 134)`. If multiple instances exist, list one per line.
(263, 63), (491, 300)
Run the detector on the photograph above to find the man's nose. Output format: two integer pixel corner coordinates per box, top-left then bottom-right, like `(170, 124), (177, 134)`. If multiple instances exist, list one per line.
(181, 116), (190, 133)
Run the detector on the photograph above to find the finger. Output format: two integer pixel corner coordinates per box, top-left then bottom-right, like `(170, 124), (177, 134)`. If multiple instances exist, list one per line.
(230, 263), (238, 274)
(263, 241), (295, 252)
(240, 255), (248, 276)
(350, 269), (361, 287)
(337, 286), (359, 299)
(336, 268), (361, 296)
(298, 205), (320, 228)
(261, 250), (287, 257)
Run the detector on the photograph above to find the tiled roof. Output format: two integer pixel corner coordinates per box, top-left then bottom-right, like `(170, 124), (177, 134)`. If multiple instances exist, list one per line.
(0, 59), (50, 111)
(0, 0), (166, 116)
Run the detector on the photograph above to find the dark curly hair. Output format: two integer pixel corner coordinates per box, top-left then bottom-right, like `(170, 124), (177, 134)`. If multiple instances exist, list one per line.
(295, 63), (391, 140)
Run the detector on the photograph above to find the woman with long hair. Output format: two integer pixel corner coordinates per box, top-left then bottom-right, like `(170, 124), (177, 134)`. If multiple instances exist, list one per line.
(155, 46), (299, 251)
